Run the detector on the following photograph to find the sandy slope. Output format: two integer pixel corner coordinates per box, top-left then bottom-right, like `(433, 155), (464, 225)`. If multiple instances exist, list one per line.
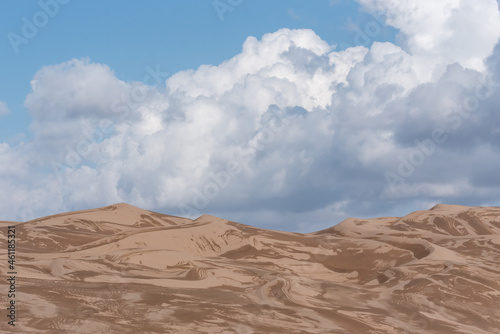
(1, 203), (500, 333)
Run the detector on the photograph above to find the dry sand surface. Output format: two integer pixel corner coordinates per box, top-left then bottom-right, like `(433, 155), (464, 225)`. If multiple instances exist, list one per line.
(1, 203), (500, 333)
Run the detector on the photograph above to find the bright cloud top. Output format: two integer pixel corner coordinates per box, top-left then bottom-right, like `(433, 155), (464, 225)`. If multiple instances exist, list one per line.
(358, 0), (500, 74)
(2, 0), (500, 230)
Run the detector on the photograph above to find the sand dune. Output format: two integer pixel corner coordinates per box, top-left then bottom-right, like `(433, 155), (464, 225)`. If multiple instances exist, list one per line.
(1, 203), (500, 333)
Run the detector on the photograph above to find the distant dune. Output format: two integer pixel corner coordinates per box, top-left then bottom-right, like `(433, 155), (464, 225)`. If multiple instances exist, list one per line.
(1, 203), (500, 333)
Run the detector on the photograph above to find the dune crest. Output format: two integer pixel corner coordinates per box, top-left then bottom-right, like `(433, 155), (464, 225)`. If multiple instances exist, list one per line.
(1, 203), (500, 333)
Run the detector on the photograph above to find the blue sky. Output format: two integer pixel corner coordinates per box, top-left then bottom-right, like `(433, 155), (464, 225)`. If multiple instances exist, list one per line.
(1, 0), (500, 232)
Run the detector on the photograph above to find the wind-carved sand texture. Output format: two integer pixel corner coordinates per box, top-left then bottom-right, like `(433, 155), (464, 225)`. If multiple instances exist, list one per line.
(1, 203), (500, 333)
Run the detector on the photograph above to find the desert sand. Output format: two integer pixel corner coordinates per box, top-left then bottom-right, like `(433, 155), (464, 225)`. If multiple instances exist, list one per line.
(1, 203), (500, 333)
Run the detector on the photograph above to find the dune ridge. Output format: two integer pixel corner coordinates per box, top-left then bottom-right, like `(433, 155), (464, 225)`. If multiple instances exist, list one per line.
(1, 203), (500, 333)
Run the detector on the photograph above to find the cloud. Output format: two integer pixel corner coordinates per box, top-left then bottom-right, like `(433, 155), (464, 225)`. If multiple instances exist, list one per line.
(2, 1), (500, 231)
(26, 58), (127, 119)
(0, 102), (10, 116)
(357, 0), (500, 76)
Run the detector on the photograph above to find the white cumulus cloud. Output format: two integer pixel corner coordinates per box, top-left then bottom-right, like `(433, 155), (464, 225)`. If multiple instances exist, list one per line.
(357, 0), (500, 77)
